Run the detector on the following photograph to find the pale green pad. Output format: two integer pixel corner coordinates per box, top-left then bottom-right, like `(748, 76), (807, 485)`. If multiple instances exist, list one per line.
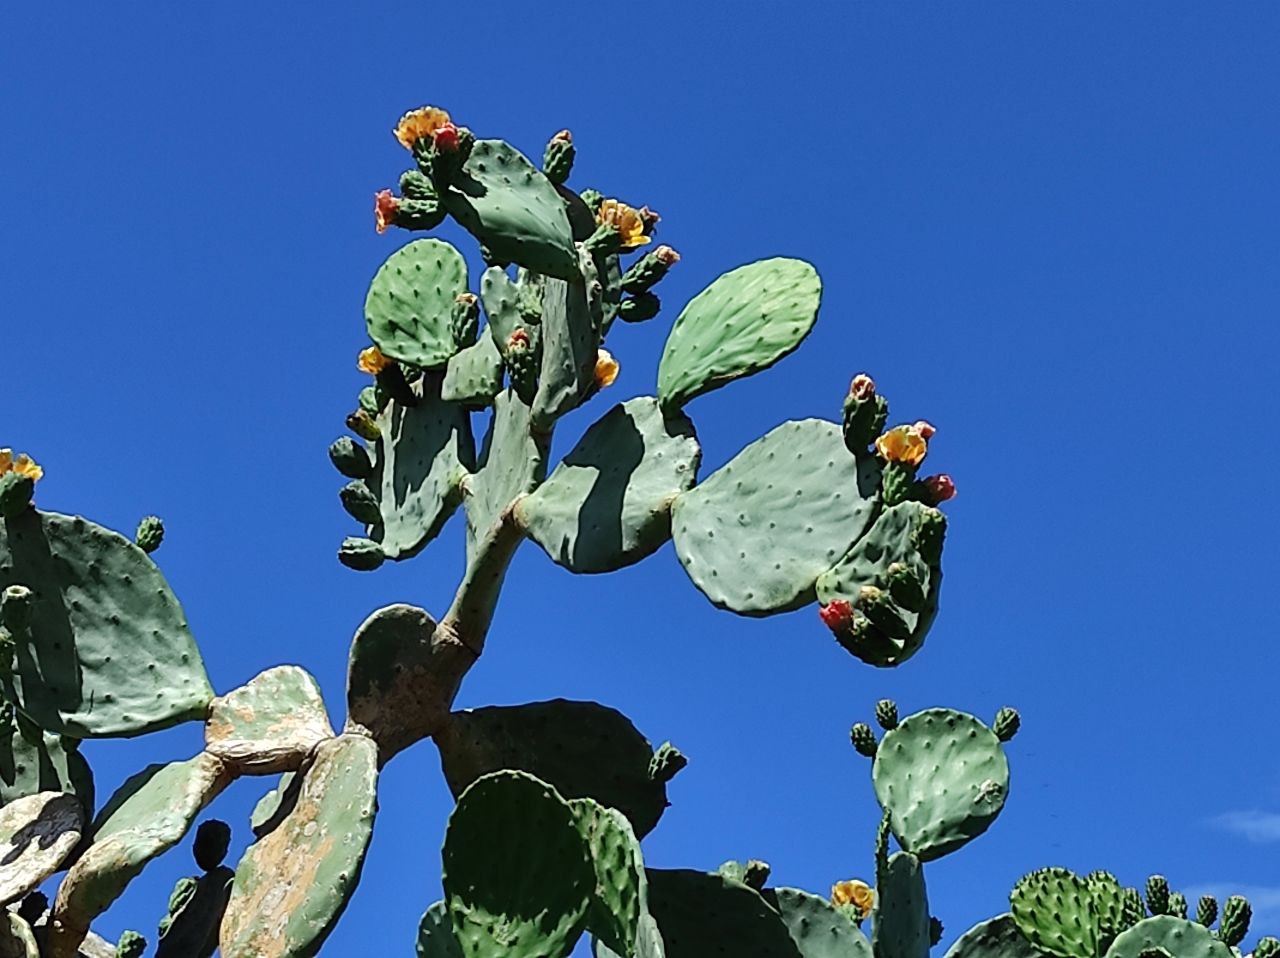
(531, 249), (600, 430)
(1103, 916), (1232, 958)
(772, 887), (872, 958)
(464, 389), (548, 555)
(364, 239), (468, 368)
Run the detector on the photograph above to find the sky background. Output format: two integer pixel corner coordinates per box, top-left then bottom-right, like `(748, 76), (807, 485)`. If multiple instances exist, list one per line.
(3, 2), (1279, 954)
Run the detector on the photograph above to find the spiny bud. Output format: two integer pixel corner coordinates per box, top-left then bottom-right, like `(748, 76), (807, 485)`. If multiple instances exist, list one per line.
(134, 516), (165, 554)
(162, 876), (199, 937)
(1, 585), (34, 633)
(850, 722), (877, 758)
(338, 536), (385, 572)
(620, 247), (680, 294)
(1254, 936), (1280, 958)
(399, 169), (436, 201)
(329, 437), (373, 480)
(115, 931), (147, 958)
(619, 292), (661, 323)
(880, 461), (916, 508)
(1121, 887), (1146, 927)
(1219, 895), (1251, 947)
(1168, 892), (1186, 918)
(743, 860), (771, 891)
(649, 741), (688, 783)
(1196, 894), (1218, 927)
(340, 481), (382, 526)
(542, 129), (575, 185)
(193, 819), (231, 871)
(1145, 875), (1170, 915)
(579, 188), (604, 213)
(451, 293), (480, 348)
(346, 409), (381, 442)
(875, 699), (899, 730)
(993, 707), (1021, 742)
(912, 508), (947, 566)
(358, 385), (383, 416)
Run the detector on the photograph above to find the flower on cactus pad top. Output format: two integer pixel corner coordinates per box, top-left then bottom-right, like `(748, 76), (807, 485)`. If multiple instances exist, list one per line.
(831, 879), (875, 917)
(596, 199), (652, 249)
(394, 106), (453, 150)
(357, 346), (392, 376)
(875, 424), (929, 467)
(374, 190), (398, 234)
(0, 450), (42, 482)
(594, 349), (620, 388)
(818, 599), (854, 633)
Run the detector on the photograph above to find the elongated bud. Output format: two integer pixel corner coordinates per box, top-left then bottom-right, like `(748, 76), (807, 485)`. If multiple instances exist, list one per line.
(875, 699), (899, 730)
(856, 586), (909, 640)
(993, 707), (1021, 741)
(1168, 892), (1186, 918)
(340, 481), (382, 526)
(115, 931), (147, 958)
(451, 293), (480, 348)
(1145, 875), (1170, 915)
(338, 536), (385, 571)
(329, 437), (372, 479)
(399, 169), (437, 201)
(1219, 895), (1251, 947)
(347, 409), (381, 442)
(850, 722), (877, 757)
(843, 376), (890, 454)
(649, 741), (688, 783)
(579, 188), (604, 213)
(620, 246), (680, 294)
(1254, 936), (1280, 958)
(619, 292), (661, 323)
(1121, 887), (1146, 926)
(912, 508), (946, 565)
(134, 516), (165, 554)
(0, 472), (35, 519)
(543, 129), (575, 185)
(1196, 894), (1218, 927)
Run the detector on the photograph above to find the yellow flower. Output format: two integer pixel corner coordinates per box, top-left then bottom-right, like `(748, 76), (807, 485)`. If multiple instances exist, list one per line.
(596, 199), (652, 249)
(875, 424), (928, 467)
(358, 346), (392, 376)
(0, 450), (43, 482)
(594, 349), (620, 388)
(394, 106), (452, 150)
(831, 879), (875, 918)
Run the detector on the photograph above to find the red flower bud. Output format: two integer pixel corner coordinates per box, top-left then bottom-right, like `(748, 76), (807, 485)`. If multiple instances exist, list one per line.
(912, 420), (936, 440)
(849, 374), (876, 401)
(374, 190), (399, 234)
(552, 128), (573, 144)
(819, 599), (855, 633)
(920, 474), (956, 505)
(433, 122), (461, 152)
(508, 328), (531, 349)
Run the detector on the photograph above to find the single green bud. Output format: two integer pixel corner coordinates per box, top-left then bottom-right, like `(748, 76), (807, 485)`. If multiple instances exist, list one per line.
(743, 860), (771, 891)
(505, 330), (539, 401)
(880, 460), (917, 508)
(619, 292), (661, 324)
(542, 129), (575, 185)
(517, 274), (544, 323)
(1, 585), (34, 632)
(875, 699), (899, 731)
(1218, 895), (1251, 947)
(1254, 936), (1280, 958)
(649, 741), (688, 783)
(1121, 887), (1146, 927)
(115, 930), (147, 958)
(856, 586), (910, 640)
(451, 293), (480, 348)
(339, 481), (382, 526)
(328, 437), (372, 479)
(134, 516), (165, 554)
(0, 472), (35, 519)
(911, 508), (946, 565)
(399, 168), (437, 201)
(338, 537), (385, 572)
(884, 562), (926, 613)
(1145, 875), (1170, 916)
(579, 188), (604, 213)
(1195, 894), (1218, 927)
(193, 819), (231, 871)
(930, 917), (944, 947)
(620, 246), (680, 294)
(159, 876), (199, 937)
(358, 385), (382, 416)
(993, 707), (1021, 742)
(1167, 891), (1186, 919)
(346, 409), (381, 442)
(850, 722), (877, 758)
(842, 375), (889, 453)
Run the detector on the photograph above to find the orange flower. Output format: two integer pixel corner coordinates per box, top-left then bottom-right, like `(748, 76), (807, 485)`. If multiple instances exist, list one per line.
(875, 425), (929, 467)
(596, 199), (652, 249)
(394, 106), (453, 150)
(831, 879), (875, 918)
(0, 449), (42, 482)
(374, 190), (398, 234)
(594, 349), (620, 388)
(358, 346), (392, 376)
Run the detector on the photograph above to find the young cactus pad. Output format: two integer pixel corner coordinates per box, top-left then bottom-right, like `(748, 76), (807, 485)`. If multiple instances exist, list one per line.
(571, 797), (649, 958)
(872, 852), (932, 958)
(1009, 868), (1100, 958)
(770, 887), (872, 958)
(364, 239), (469, 368)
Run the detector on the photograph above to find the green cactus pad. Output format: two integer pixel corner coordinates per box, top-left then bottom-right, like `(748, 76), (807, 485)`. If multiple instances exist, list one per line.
(444, 139), (578, 280)
(49, 753), (230, 957)
(364, 239), (468, 368)
(517, 398), (700, 574)
(815, 501), (945, 666)
(220, 734), (378, 958)
(155, 866), (233, 958)
(1086, 871), (1127, 945)
(944, 914), (1050, 958)
(531, 252), (601, 430)
(771, 887), (872, 958)
(644, 869), (800, 958)
(443, 334), (504, 406)
(0, 792), (84, 905)
(1010, 868), (1100, 958)
(204, 665), (333, 774)
(416, 901), (463, 958)
(0, 711), (93, 811)
(443, 770), (594, 958)
(0, 912), (39, 958)
(0, 510), (214, 737)
(436, 699), (668, 838)
(480, 267), (523, 355)
(592, 914), (666, 958)
(464, 389), (549, 554)
(657, 258), (821, 410)
(873, 852), (931, 958)
(1103, 916), (1231, 958)
(364, 378), (475, 561)
(871, 708), (1010, 862)
(672, 419), (880, 615)
(572, 798), (648, 958)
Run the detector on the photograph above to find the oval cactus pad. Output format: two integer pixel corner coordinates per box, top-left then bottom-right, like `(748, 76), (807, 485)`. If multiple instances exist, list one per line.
(364, 239), (468, 369)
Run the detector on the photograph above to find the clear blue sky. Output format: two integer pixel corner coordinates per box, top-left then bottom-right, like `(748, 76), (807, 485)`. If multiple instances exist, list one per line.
(3, 2), (1279, 953)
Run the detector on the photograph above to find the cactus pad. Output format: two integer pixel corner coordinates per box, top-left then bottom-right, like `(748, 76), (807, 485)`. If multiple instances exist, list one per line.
(771, 887), (872, 958)
(444, 139), (579, 279)
(442, 771), (594, 958)
(572, 798), (648, 958)
(644, 869), (801, 958)
(1102, 916), (1231, 958)
(479, 267), (523, 354)
(155, 866), (233, 958)
(657, 257), (821, 410)
(0, 792), (84, 905)
(364, 239), (469, 368)
(872, 708), (1010, 861)
(464, 389), (549, 552)
(220, 734), (378, 958)
(443, 335), (504, 406)
(531, 254), (600, 430)
(204, 666), (333, 774)
(873, 852), (931, 958)
(672, 420), (880, 615)
(0, 712), (93, 811)
(364, 379), (475, 560)
(517, 398), (700, 574)
(436, 699), (668, 838)
(1010, 868), (1100, 958)
(944, 914), (1050, 958)
(0, 510), (214, 737)
(416, 901), (463, 958)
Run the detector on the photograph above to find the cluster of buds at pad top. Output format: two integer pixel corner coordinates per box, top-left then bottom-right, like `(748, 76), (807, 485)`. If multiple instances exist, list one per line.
(0, 448), (42, 518)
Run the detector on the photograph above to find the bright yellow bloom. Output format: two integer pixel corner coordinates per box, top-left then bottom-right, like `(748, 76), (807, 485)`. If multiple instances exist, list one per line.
(831, 879), (876, 918)
(358, 346), (392, 376)
(596, 199), (652, 249)
(394, 106), (452, 150)
(875, 424), (928, 467)
(0, 450), (43, 482)
(594, 349), (620, 388)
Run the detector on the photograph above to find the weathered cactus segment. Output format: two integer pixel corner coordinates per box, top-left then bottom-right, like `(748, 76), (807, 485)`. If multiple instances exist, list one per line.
(0, 711), (93, 810)
(657, 258), (822, 410)
(873, 851), (932, 958)
(416, 901), (463, 958)
(49, 753), (231, 958)
(443, 139), (579, 279)
(517, 398), (700, 573)
(204, 666), (333, 774)
(1010, 868), (1100, 958)
(442, 771), (594, 958)
(944, 914), (1050, 958)
(0, 510), (213, 737)
(572, 798), (648, 958)
(870, 707), (1011, 861)
(673, 420), (880, 615)
(0, 792), (84, 905)
(364, 239), (469, 368)
(435, 699), (669, 837)
(771, 887), (872, 958)
(220, 734), (378, 958)
(1103, 916), (1232, 958)
(643, 869), (801, 958)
